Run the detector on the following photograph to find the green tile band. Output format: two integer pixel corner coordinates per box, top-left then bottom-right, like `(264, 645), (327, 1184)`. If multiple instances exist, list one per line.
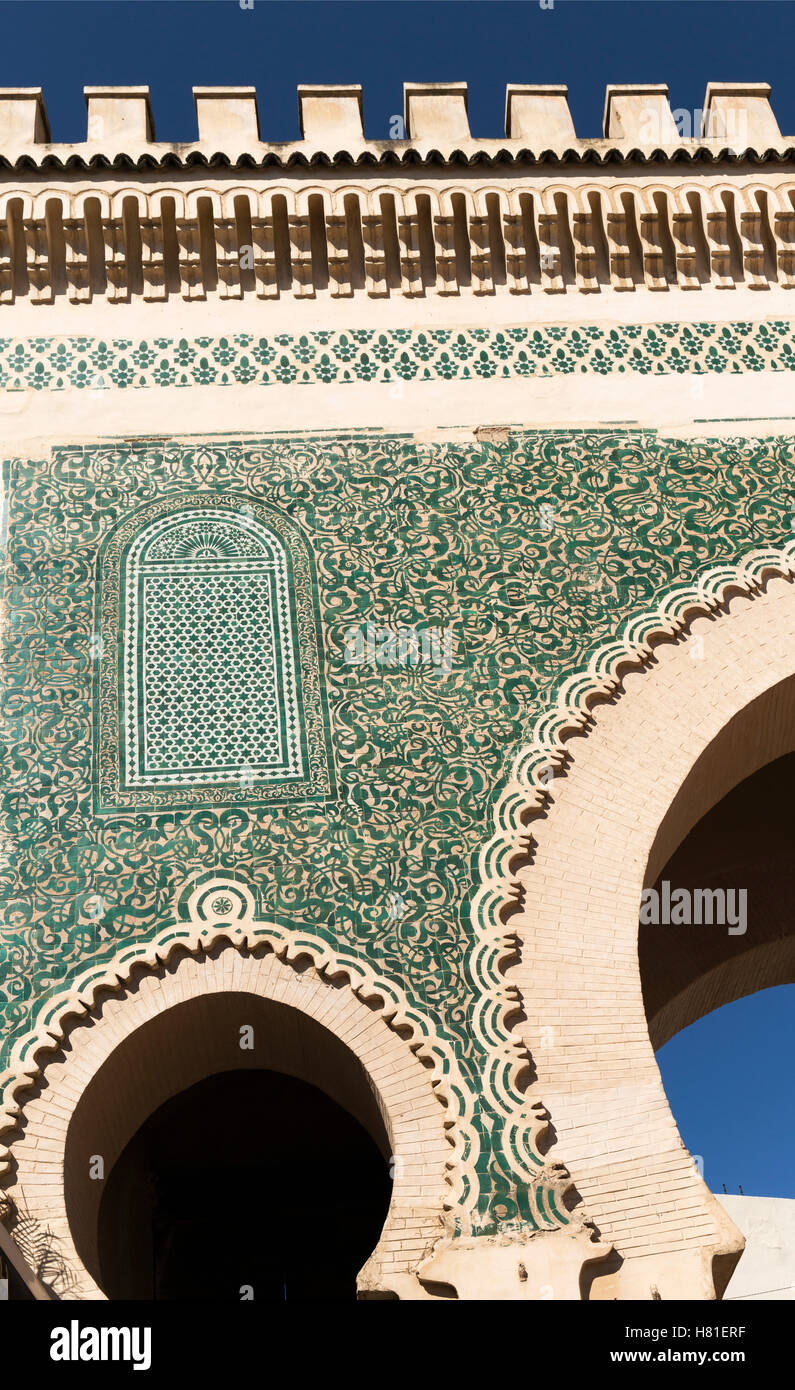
(1, 318), (794, 392)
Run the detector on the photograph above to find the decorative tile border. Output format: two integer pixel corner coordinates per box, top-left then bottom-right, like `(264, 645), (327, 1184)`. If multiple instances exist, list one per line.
(1, 319), (795, 393)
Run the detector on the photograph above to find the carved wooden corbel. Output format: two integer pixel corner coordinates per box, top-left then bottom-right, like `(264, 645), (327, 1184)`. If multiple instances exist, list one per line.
(670, 197), (701, 290)
(433, 213), (459, 295)
(214, 217), (243, 300)
(287, 214), (314, 297)
(361, 213), (387, 297)
(469, 213), (493, 295)
(397, 212), (423, 297)
(773, 199), (795, 289)
(503, 212), (529, 294)
(250, 216), (279, 298)
(62, 217), (90, 303)
(0, 221), (14, 304)
(139, 217), (166, 301)
(571, 206), (599, 293)
(23, 219), (53, 303)
(325, 213), (352, 297)
(101, 217), (129, 302)
(174, 218), (203, 300)
(703, 192), (734, 288)
(536, 206), (565, 293)
(636, 196), (669, 291)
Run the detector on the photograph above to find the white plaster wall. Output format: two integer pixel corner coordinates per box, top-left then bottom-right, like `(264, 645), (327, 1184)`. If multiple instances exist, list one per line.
(6, 279), (795, 336)
(1, 347), (794, 458)
(719, 1197), (795, 1300)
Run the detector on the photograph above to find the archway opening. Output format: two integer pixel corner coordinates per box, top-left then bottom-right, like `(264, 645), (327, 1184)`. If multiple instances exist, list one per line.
(641, 749), (795, 1295)
(97, 1068), (392, 1301)
(656, 986), (795, 1198)
(62, 977), (402, 1300)
(641, 750), (795, 1051)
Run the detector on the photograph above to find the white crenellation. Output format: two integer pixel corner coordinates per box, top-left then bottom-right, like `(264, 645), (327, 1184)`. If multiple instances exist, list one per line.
(0, 81), (792, 306)
(0, 80), (788, 152)
(505, 85), (576, 145)
(193, 86), (260, 144)
(85, 86), (154, 143)
(703, 82), (781, 147)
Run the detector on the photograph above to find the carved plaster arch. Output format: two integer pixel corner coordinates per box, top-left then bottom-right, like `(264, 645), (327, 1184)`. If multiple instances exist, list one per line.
(472, 544), (795, 1298)
(0, 874), (468, 1300)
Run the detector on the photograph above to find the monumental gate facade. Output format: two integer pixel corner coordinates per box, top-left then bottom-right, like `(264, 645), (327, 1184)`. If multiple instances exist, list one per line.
(0, 79), (793, 1300)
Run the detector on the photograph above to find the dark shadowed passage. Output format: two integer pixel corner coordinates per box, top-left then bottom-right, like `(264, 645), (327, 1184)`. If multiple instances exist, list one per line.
(98, 1069), (392, 1300)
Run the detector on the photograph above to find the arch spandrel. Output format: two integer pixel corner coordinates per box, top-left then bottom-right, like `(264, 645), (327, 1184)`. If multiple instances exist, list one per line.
(495, 563), (795, 1298)
(0, 891), (459, 1301)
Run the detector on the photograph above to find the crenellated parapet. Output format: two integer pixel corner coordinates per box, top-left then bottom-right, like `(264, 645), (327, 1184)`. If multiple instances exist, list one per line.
(1, 81), (794, 305)
(1, 80), (792, 160)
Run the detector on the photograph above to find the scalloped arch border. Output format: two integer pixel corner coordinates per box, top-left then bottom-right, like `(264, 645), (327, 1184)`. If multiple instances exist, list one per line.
(468, 540), (795, 1178)
(0, 883), (477, 1222)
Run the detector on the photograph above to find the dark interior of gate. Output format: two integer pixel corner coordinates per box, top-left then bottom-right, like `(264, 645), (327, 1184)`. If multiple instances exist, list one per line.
(642, 750), (795, 1050)
(63, 987), (395, 1300)
(97, 1069), (391, 1300)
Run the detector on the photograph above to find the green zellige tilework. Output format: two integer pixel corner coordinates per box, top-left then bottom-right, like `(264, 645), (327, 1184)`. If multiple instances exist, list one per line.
(2, 427), (795, 1232)
(1, 319), (795, 391)
(99, 493), (333, 811)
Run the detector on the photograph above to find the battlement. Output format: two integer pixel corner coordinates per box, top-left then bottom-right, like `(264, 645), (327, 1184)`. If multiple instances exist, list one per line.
(0, 81), (792, 164)
(1, 81), (794, 309)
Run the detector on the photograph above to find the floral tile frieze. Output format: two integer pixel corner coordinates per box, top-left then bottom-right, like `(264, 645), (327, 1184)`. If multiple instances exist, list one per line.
(0, 318), (794, 393)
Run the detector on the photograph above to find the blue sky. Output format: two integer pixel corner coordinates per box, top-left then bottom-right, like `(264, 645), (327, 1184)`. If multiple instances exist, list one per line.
(658, 987), (795, 1200)
(0, 1), (793, 145)
(2, 0), (792, 1202)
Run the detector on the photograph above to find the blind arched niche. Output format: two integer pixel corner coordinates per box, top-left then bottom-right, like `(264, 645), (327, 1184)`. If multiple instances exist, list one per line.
(95, 495), (333, 812)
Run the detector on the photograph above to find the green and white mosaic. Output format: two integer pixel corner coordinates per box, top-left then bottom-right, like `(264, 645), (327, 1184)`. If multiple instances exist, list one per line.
(99, 492), (334, 811)
(2, 423), (794, 1231)
(1, 317), (795, 392)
